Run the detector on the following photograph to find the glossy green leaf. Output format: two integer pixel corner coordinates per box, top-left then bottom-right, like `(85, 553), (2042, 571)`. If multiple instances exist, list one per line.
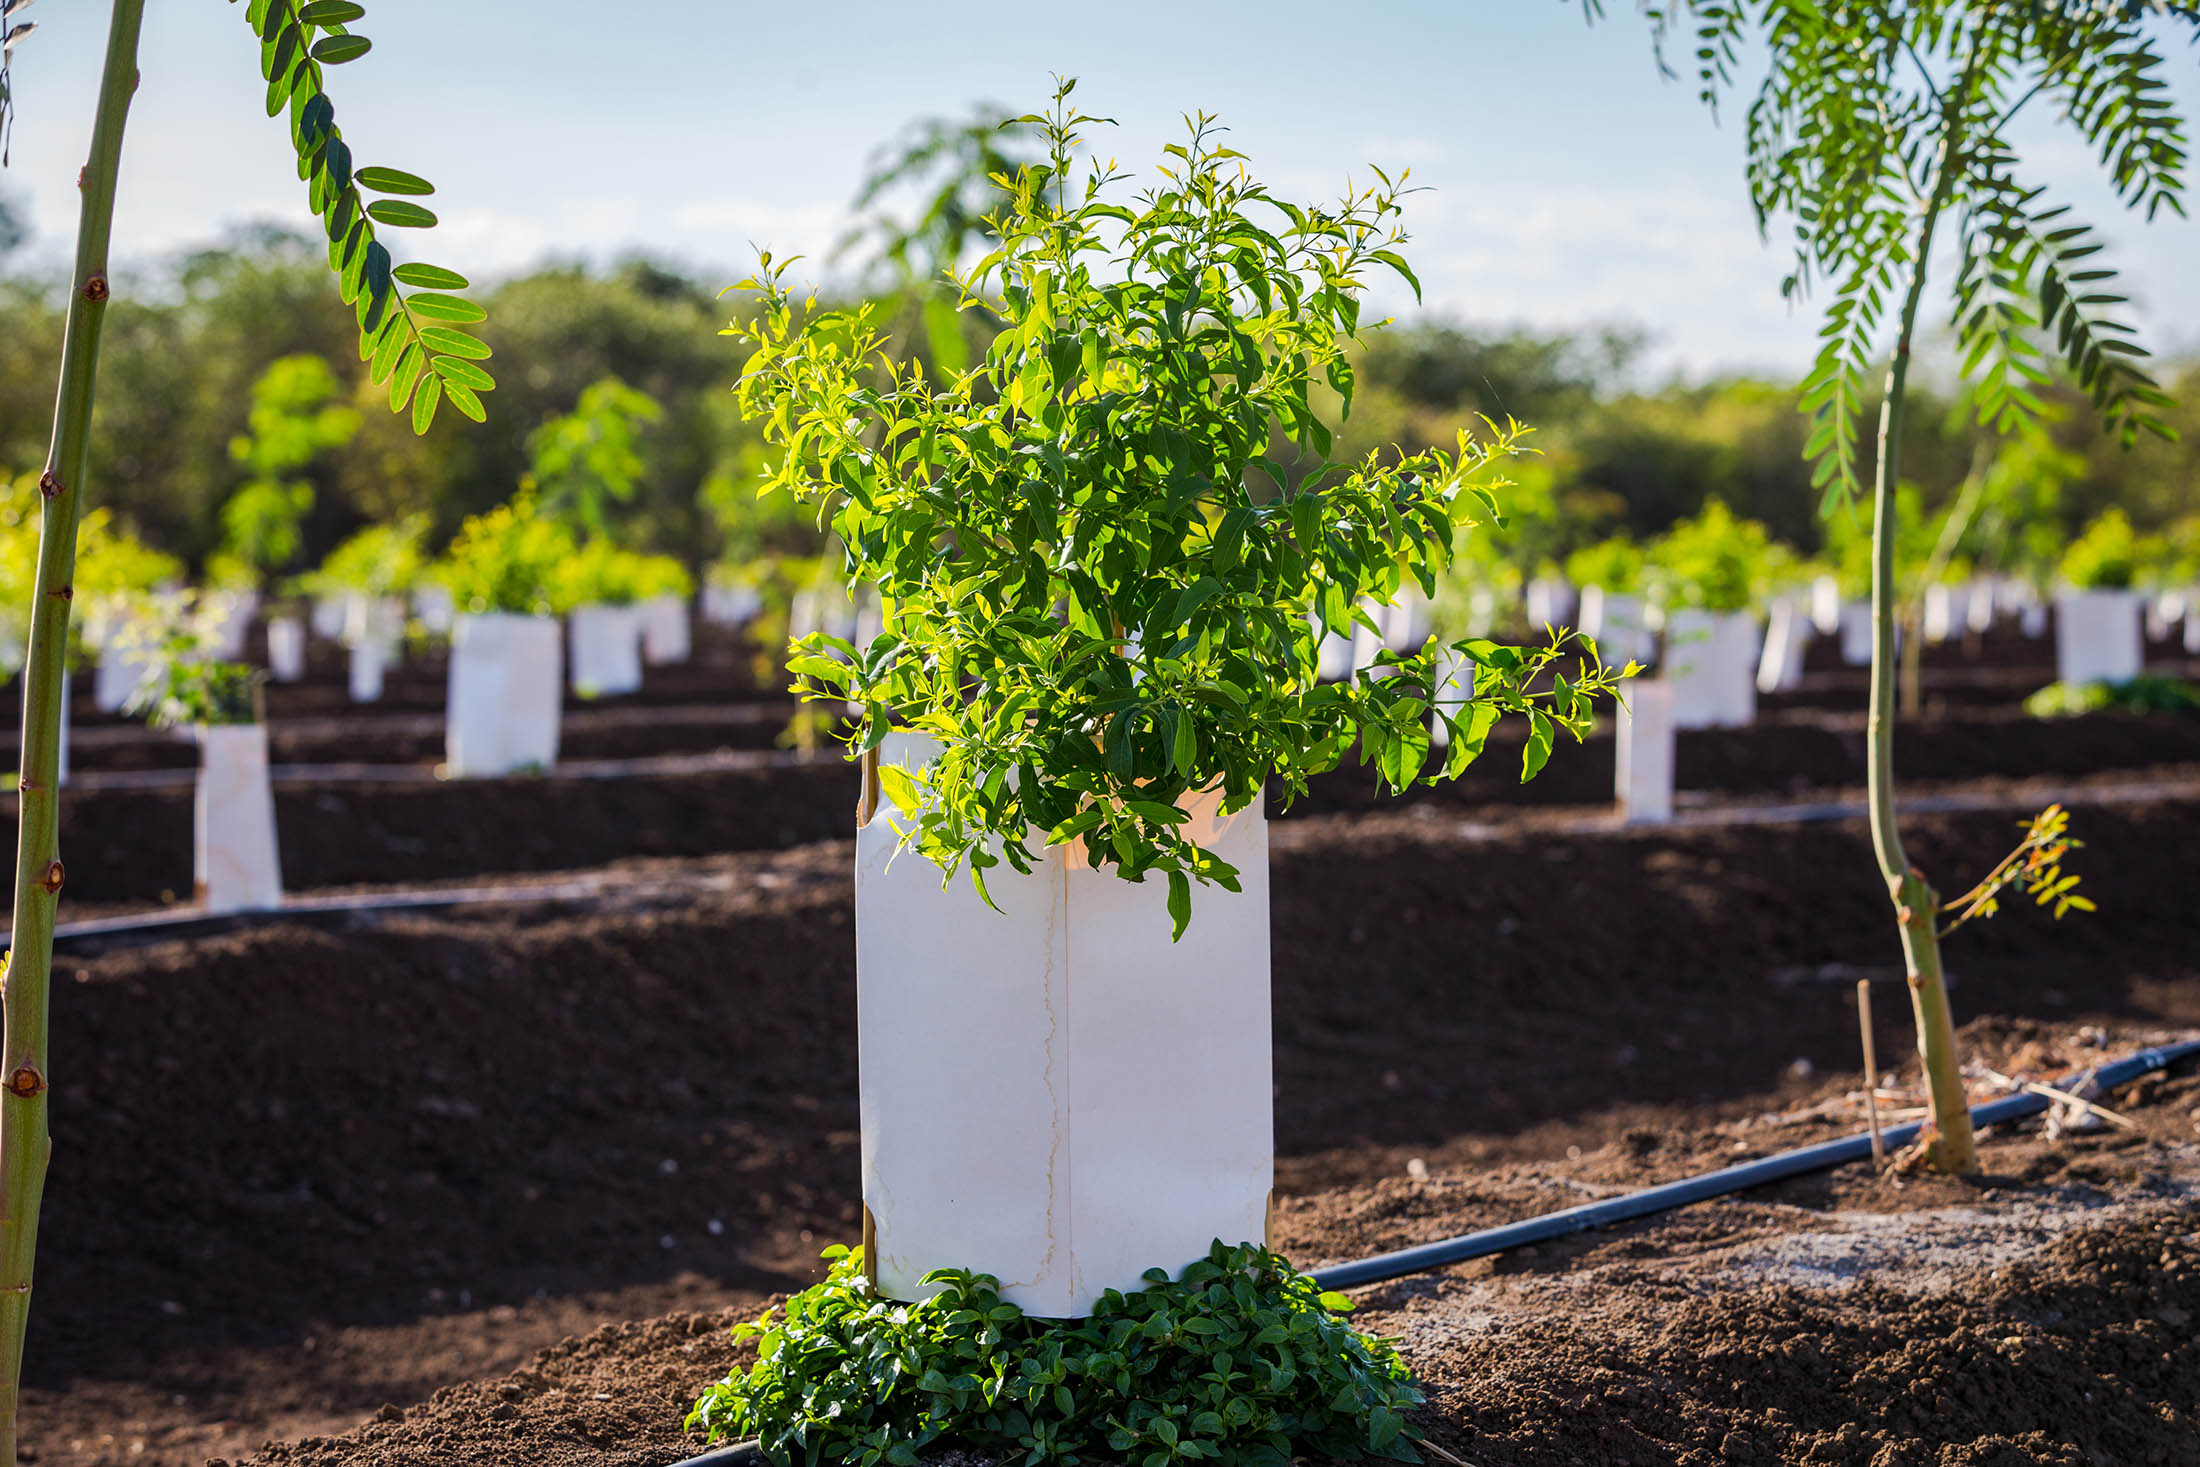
(393, 262), (469, 289)
(411, 373), (442, 434)
(418, 325), (490, 359)
(299, 1), (368, 22)
(310, 34), (371, 64)
(430, 355), (494, 392)
(356, 165), (433, 196)
(405, 292), (485, 323)
(365, 198), (437, 228)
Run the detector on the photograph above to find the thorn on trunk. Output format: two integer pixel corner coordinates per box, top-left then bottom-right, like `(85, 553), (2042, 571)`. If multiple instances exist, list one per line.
(39, 861), (63, 895)
(7, 1063), (47, 1100)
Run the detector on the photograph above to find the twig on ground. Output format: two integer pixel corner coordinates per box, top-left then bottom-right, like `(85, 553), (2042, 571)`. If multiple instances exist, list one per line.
(1419, 1439), (1477, 1467)
(1980, 1066), (2137, 1131)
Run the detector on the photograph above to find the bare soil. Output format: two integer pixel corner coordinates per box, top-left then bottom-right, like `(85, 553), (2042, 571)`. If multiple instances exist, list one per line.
(19, 793), (2200, 1466)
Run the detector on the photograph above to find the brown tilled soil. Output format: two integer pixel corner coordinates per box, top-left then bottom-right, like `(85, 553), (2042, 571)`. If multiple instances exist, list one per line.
(226, 1038), (2200, 1467)
(20, 794), (2200, 1466)
(30, 703), (2200, 906)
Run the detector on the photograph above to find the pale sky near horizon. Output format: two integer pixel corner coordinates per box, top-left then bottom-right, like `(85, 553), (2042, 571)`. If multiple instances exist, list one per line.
(3, 1), (2196, 381)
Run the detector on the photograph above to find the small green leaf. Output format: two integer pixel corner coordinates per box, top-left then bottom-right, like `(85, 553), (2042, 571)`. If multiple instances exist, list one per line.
(405, 292), (486, 323)
(440, 379), (486, 422)
(366, 198), (438, 228)
(356, 165), (434, 196)
(419, 325), (491, 359)
(392, 262), (469, 289)
(310, 34), (372, 63)
(431, 355), (495, 392)
(411, 374), (442, 434)
(300, 0), (368, 20)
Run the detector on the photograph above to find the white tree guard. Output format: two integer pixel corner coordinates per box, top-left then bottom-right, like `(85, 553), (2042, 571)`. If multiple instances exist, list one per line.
(1756, 599), (1810, 694)
(1922, 584), (1966, 643)
(1663, 609), (1759, 729)
(2054, 590), (2143, 686)
(414, 584), (456, 636)
(641, 594), (692, 665)
(2020, 602), (2048, 638)
(1838, 602), (1875, 665)
(349, 641), (387, 703)
(266, 617), (306, 682)
(1966, 578), (2000, 634)
(2185, 590), (2200, 655)
(857, 732), (1272, 1319)
(446, 613), (562, 777)
(93, 644), (157, 713)
(205, 589), (258, 660)
(1615, 679), (1675, 824)
(310, 596), (347, 641)
(195, 723), (282, 914)
(569, 604), (645, 697)
(1578, 587), (1653, 669)
(2144, 591), (2181, 644)
(702, 584), (764, 626)
(1525, 575), (1576, 631)
(1809, 575), (1843, 635)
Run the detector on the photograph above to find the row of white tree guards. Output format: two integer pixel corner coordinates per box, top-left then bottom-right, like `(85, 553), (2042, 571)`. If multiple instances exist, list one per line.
(64, 586), (788, 916)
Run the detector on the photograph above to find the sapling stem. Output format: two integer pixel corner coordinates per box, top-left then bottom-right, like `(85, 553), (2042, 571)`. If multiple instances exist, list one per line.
(1866, 60), (1979, 1176)
(0, 3), (146, 1460)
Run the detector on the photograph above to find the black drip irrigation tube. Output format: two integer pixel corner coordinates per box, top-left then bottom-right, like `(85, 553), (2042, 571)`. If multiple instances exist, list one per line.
(661, 1037), (2200, 1467)
(1310, 1035), (2200, 1291)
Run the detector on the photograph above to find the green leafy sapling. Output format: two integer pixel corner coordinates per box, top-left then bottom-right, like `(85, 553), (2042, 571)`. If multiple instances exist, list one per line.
(1603, 0), (2185, 1171)
(729, 81), (1629, 935)
(0, 4), (493, 1458)
(435, 492), (578, 618)
(525, 376), (664, 536)
(213, 352), (362, 587)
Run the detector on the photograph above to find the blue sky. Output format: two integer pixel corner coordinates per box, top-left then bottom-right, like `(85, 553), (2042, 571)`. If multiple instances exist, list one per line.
(5, 0), (2196, 378)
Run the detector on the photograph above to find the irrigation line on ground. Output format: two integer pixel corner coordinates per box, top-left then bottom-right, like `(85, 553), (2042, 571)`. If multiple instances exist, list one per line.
(1308, 1037), (2200, 1290)
(652, 1038), (2200, 1467)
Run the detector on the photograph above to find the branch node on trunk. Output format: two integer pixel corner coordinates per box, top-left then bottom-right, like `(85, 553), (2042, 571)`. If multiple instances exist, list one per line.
(5, 1066), (45, 1101)
(35, 473), (62, 501)
(48, 585), (72, 602)
(82, 276), (109, 303)
(37, 863), (62, 897)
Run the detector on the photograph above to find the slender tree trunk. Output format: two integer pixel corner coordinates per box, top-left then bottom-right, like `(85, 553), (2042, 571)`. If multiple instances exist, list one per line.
(1867, 91), (1978, 1178)
(0, 4), (147, 1459)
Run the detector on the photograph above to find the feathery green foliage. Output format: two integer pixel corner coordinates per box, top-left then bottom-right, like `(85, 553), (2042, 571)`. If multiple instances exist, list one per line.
(237, 0), (494, 432)
(1624, 0), (2191, 511)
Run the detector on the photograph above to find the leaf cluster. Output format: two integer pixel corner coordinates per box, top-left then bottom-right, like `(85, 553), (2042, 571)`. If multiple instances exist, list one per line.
(729, 81), (1625, 924)
(433, 491), (575, 617)
(2024, 671), (2200, 718)
(1643, 497), (1793, 612)
(1624, 1), (2195, 510)
(2058, 505), (2158, 591)
(553, 535), (692, 608)
(1937, 801), (2094, 937)
(296, 511), (429, 598)
(238, 0), (495, 433)
(113, 595), (262, 728)
(687, 1242), (1425, 1467)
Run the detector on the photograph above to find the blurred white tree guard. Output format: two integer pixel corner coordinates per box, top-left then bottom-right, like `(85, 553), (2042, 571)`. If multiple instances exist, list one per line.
(1838, 602), (1876, 665)
(569, 604), (645, 697)
(1578, 586), (1653, 668)
(342, 594), (402, 704)
(1614, 679), (1675, 825)
(1756, 598), (1811, 694)
(855, 732), (1272, 1318)
(701, 583), (763, 626)
(194, 723), (282, 914)
(414, 584), (455, 637)
(1810, 575), (1843, 635)
(265, 616), (306, 682)
(1525, 574), (1576, 631)
(2054, 590), (2143, 686)
(1663, 609), (1759, 728)
(640, 593), (691, 665)
(446, 614), (562, 776)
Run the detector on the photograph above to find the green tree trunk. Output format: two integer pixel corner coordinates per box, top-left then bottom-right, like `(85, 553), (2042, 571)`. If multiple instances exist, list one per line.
(0, 3), (148, 1459)
(1867, 109), (1978, 1176)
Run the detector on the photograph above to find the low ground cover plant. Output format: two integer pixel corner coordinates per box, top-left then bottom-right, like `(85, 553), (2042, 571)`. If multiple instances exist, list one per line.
(689, 1243), (1424, 1467)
